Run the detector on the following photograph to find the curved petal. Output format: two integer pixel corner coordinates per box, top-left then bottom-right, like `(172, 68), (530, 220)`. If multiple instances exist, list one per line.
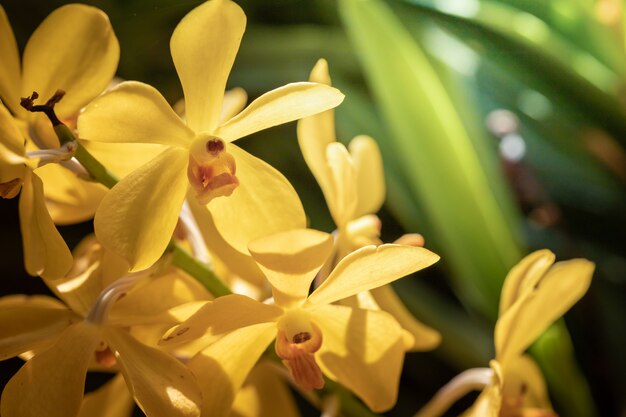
(248, 229), (333, 308)
(81, 141), (168, 179)
(37, 163), (106, 225)
(307, 244), (439, 306)
(349, 135), (385, 217)
(312, 304), (406, 412)
(498, 250), (555, 316)
(206, 144), (306, 255)
(105, 328), (202, 417)
(217, 82), (345, 142)
(495, 258), (594, 365)
(370, 285), (441, 352)
(94, 147), (189, 271)
(325, 142), (357, 228)
(19, 170), (73, 279)
(297, 59), (336, 196)
(22, 4), (119, 118)
(189, 322), (277, 417)
(0, 295), (76, 360)
(78, 374), (134, 417)
(78, 81), (193, 147)
(502, 355), (552, 410)
(171, 0), (246, 133)
(1, 321), (101, 417)
(160, 294), (281, 346)
(0, 104), (26, 187)
(0, 6), (22, 115)
(187, 195), (267, 288)
(220, 87), (248, 124)
(231, 361), (300, 417)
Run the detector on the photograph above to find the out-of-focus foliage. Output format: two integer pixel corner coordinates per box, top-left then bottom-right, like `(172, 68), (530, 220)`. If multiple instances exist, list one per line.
(1, 0), (625, 417)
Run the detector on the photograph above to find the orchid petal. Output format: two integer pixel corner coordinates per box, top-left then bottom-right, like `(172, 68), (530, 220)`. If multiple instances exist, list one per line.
(81, 141), (167, 180)
(171, 0), (245, 133)
(498, 250), (555, 316)
(0, 104), (26, 186)
(189, 323), (277, 417)
(20, 170), (73, 279)
(0, 7), (22, 115)
(0, 295), (76, 360)
(1, 321), (100, 417)
(349, 135), (385, 217)
(78, 374), (134, 417)
(312, 304), (406, 412)
(371, 285), (441, 351)
(248, 229), (333, 308)
(231, 361), (300, 417)
(220, 87), (248, 124)
(502, 355), (552, 410)
(78, 81), (193, 147)
(325, 142), (357, 228)
(94, 147), (189, 271)
(37, 163), (106, 225)
(22, 4), (119, 118)
(297, 59), (337, 200)
(307, 244), (439, 306)
(160, 294), (281, 346)
(106, 328), (202, 417)
(495, 259), (594, 364)
(206, 143), (306, 255)
(217, 82), (345, 142)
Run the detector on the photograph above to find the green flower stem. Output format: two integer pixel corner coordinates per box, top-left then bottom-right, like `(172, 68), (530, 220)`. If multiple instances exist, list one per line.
(71, 141), (230, 296)
(169, 243), (231, 297)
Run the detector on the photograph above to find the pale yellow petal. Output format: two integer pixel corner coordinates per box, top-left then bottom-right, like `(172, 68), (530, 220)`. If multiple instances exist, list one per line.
(78, 81), (193, 147)
(462, 384), (501, 417)
(78, 374), (134, 417)
(495, 258), (594, 364)
(502, 355), (552, 410)
(37, 163), (106, 225)
(187, 195), (267, 288)
(94, 147), (189, 271)
(171, 0), (246, 133)
(19, 170), (73, 279)
(217, 82), (345, 142)
(160, 294), (281, 346)
(312, 304), (406, 412)
(22, 4), (119, 118)
(325, 142), (357, 228)
(1, 321), (101, 417)
(370, 285), (441, 351)
(0, 295), (76, 360)
(349, 135), (385, 217)
(297, 60), (336, 197)
(230, 361), (300, 417)
(0, 6), (22, 115)
(248, 229), (333, 308)
(189, 323), (277, 417)
(499, 250), (555, 316)
(0, 103), (26, 185)
(81, 141), (168, 179)
(106, 328), (202, 417)
(220, 87), (248, 124)
(206, 143), (306, 255)
(307, 244), (439, 306)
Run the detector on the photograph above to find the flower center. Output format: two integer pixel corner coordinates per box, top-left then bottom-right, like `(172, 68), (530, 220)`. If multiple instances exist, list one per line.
(275, 309), (324, 391)
(188, 135), (239, 204)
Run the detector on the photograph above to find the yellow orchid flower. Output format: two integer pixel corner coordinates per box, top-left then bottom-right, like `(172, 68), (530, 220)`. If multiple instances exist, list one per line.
(414, 250), (594, 417)
(0, 4), (119, 279)
(297, 59), (440, 352)
(0, 4), (118, 222)
(0, 235), (212, 417)
(161, 228), (440, 415)
(77, 0), (345, 272)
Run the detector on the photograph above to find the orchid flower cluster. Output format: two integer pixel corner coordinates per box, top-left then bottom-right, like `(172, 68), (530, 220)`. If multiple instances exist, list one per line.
(0, 2), (595, 417)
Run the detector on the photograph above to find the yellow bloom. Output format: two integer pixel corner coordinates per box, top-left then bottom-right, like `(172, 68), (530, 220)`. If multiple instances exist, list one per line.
(297, 59), (440, 351)
(0, 235), (211, 417)
(161, 228), (439, 415)
(77, 0), (345, 272)
(415, 250), (594, 417)
(0, 4), (119, 278)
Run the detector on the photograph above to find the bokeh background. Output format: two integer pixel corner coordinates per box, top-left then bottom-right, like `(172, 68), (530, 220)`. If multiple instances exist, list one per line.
(1, 0), (625, 416)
